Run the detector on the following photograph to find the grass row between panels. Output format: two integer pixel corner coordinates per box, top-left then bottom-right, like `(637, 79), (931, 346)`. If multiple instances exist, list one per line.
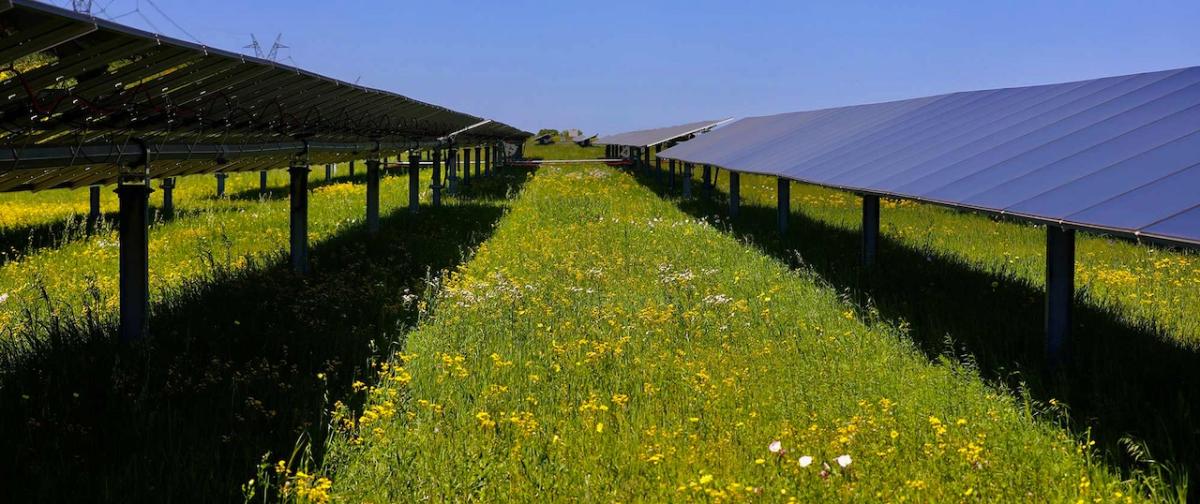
(315, 163), (1151, 502)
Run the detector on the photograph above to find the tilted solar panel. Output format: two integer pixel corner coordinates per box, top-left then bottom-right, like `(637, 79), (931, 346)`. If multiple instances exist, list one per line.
(596, 118), (730, 148)
(0, 0), (528, 192)
(657, 66), (1200, 248)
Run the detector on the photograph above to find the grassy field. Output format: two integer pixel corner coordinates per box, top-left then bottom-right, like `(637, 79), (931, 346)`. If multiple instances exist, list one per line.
(1, 161), (401, 333)
(0, 157), (527, 502)
(691, 166), (1200, 347)
(305, 158), (1165, 502)
(0, 138), (1195, 501)
(633, 149), (1200, 482)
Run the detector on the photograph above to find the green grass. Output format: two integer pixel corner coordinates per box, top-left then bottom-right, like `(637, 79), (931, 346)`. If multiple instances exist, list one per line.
(315, 161), (1161, 502)
(647, 156), (1200, 347)
(0, 162), (416, 333)
(0, 159), (528, 502)
(0, 138), (1194, 501)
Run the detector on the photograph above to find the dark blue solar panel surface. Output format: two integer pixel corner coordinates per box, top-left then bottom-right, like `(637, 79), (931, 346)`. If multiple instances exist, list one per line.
(596, 119), (729, 148)
(657, 66), (1200, 246)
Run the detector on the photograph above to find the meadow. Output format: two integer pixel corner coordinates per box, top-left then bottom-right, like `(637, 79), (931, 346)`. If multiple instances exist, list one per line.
(311, 156), (1162, 502)
(1, 161), (396, 332)
(0, 137), (1196, 502)
(0, 157), (527, 501)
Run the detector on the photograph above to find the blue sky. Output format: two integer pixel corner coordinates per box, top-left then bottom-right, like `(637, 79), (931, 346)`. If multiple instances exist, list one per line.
(57, 0), (1199, 135)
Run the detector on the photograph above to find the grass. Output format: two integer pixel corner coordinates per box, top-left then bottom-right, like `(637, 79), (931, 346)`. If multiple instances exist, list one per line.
(313, 158), (1163, 502)
(0, 158), (529, 502)
(0, 162), (404, 333)
(638, 153), (1200, 489)
(690, 166), (1200, 346)
(0, 138), (1195, 501)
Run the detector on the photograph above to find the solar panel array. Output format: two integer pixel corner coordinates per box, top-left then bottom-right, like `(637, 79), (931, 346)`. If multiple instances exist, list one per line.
(596, 118), (730, 148)
(0, 0), (528, 192)
(657, 66), (1200, 248)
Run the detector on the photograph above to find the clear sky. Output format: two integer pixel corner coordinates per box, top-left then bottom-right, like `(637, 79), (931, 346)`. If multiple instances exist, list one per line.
(55, 0), (1200, 136)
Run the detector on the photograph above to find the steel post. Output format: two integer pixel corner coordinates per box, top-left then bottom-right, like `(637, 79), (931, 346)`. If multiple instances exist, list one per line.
(88, 185), (102, 234)
(366, 159), (380, 234)
(289, 164), (311, 274)
(448, 148), (459, 194)
(116, 179), (152, 344)
(463, 148), (471, 186)
(431, 149), (443, 207)
(160, 177), (175, 220)
(862, 194), (880, 266)
(259, 170), (268, 195)
(729, 172), (740, 218)
(777, 177), (790, 234)
(486, 145), (493, 175)
(215, 173), (227, 197)
(325, 163), (333, 181)
(669, 159), (677, 190)
(1045, 226), (1075, 371)
(654, 144), (663, 184)
(474, 146), (482, 177)
(349, 159), (356, 178)
(702, 164), (713, 199)
(683, 163), (694, 198)
(409, 151), (421, 213)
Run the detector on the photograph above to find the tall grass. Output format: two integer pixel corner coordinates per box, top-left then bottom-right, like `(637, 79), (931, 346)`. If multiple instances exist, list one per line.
(0, 162), (530, 502)
(316, 161), (1161, 502)
(0, 164), (409, 334)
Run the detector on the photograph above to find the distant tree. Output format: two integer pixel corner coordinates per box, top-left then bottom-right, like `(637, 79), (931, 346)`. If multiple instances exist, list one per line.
(537, 128), (558, 137)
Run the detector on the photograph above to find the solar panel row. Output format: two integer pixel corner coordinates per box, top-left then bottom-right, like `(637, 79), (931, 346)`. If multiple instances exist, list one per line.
(596, 118), (730, 148)
(0, 0), (528, 192)
(657, 66), (1200, 248)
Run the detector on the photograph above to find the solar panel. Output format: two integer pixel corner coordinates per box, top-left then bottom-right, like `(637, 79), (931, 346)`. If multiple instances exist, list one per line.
(596, 118), (730, 148)
(0, 0), (529, 192)
(657, 66), (1200, 248)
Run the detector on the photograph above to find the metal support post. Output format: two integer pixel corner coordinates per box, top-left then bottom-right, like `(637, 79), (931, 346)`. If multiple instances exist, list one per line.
(486, 145), (493, 175)
(654, 144), (663, 184)
(463, 147), (471, 186)
(776, 177), (790, 234)
(409, 151), (421, 213)
(366, 159), (380, 234)
(669, 159), (677, 190)
(160, 177), (175, 220)
(431, 148), (443, 207)
(702, 164), (713, 199)
(448, 147), (459, 194)
(116, 156), (152, 344)
(349, 160), (356, 178)
(1045, 226), (1075, 371)
(474, 146), (482, 177)
(683, 163), (694, 198)
(259, 170), (268, 195)
(289, 163), (311, 274)
(88, 185), (102, 234)
(215, 173), (227, 197)
(325, 163), (333, 181)
(862, 194), (880, 266)
(729, 171), (740, 218)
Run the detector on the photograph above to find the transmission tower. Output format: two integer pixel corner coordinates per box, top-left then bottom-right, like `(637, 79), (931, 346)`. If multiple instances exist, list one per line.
(244, 34), (264, 58)
(71, 0), (93, 13)
(245, 33), (288, 61)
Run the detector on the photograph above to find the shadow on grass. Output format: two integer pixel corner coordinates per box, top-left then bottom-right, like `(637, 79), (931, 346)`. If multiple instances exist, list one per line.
(0, 167), (533, 503)
(224, 171), (376, 202)
(629, 166), (1200, 488)
(0, 207), (231, 268)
